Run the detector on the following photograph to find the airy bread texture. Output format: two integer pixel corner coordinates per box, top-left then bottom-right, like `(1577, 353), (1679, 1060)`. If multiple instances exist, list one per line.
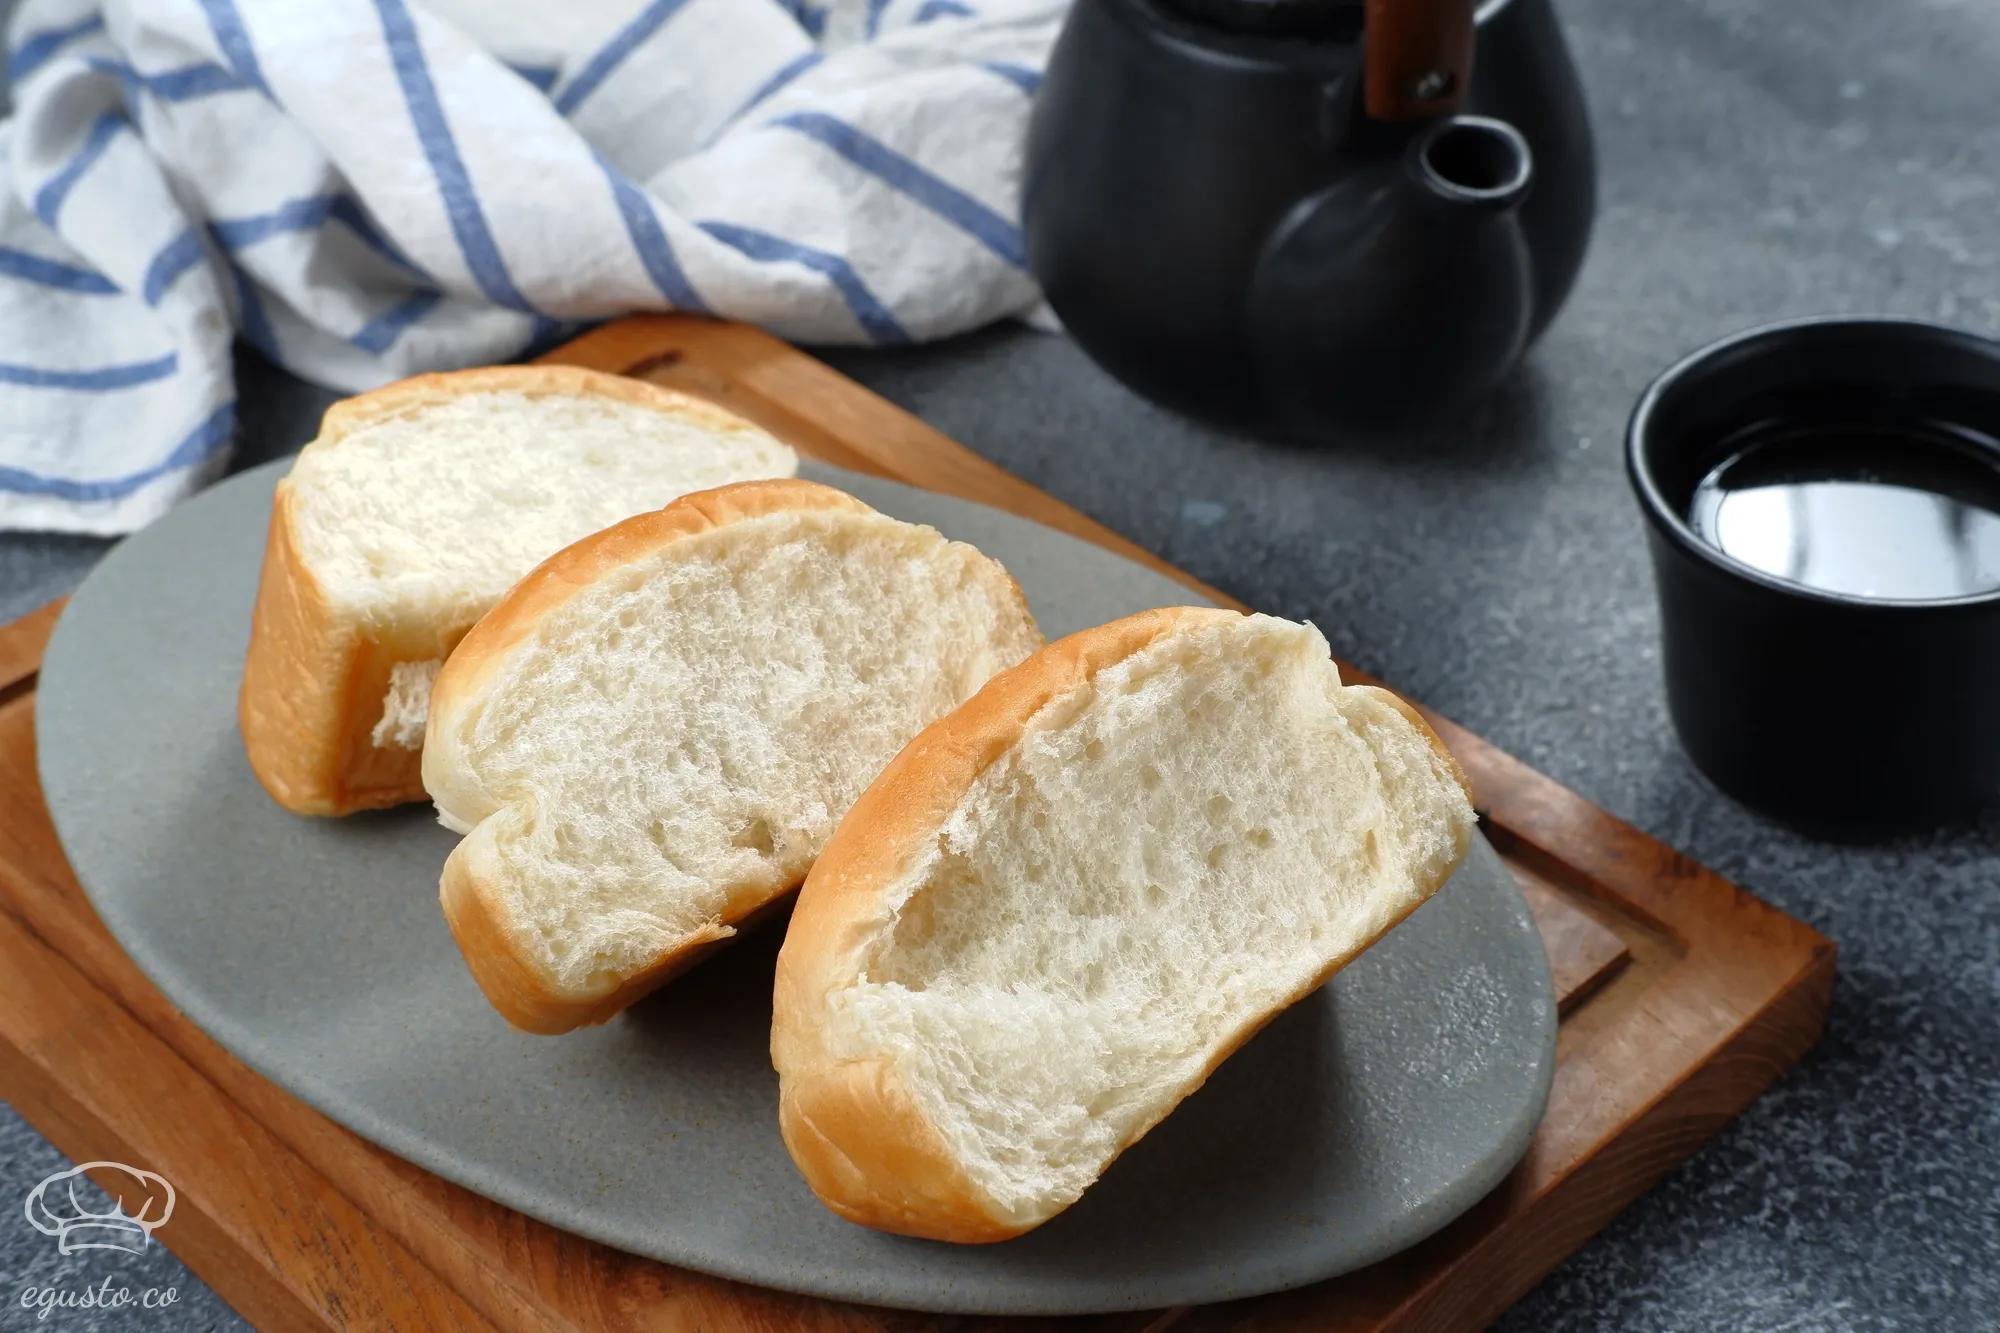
(423, 479), (1043, 1034)
(772, 608), (1476, 1242)
(238, 365), (797, 816)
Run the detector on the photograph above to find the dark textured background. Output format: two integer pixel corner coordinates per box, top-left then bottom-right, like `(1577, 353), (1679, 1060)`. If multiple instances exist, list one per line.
(3, 0), (1998, 1328)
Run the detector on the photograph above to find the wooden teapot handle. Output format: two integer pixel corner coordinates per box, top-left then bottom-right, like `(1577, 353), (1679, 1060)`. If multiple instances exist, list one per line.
(1363, 0), (1476, 121)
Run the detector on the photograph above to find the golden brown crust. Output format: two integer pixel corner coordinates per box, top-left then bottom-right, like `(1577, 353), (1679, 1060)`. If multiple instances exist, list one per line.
(330, 639), (434, 807)
(237, 486), (431, 814)
(438, 842), (742, 1034)
(771, 608), (1474, 1242)
(239, 485), (346, 813)
(239, 365), (781, 816)
(778, 1060), (1021, 1243)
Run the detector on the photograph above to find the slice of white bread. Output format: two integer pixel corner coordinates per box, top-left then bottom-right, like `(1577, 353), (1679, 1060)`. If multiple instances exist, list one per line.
(422, 478), (1044, 1034)
(238, 365), (797, 816)
(771, 608), (1476, 1242)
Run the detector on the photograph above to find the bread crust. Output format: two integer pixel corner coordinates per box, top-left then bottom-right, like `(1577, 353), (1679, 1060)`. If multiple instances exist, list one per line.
(425, 478), (1037, 1034)
(238, 365), (785, 816)
(440, 839), (741, 1034)
(240, 486), (356, 814)
(771, 608), (1475, 1243)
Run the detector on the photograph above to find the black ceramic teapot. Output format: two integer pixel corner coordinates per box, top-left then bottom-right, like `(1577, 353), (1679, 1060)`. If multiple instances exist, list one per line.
(1022, 0), (1595, 433)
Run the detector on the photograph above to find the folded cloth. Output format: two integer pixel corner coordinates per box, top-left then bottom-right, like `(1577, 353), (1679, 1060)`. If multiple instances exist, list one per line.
(0, 0), (1061, 533)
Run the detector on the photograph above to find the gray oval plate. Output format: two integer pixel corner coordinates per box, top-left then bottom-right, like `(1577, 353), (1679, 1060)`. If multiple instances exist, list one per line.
(37, 458), (1555, 1316)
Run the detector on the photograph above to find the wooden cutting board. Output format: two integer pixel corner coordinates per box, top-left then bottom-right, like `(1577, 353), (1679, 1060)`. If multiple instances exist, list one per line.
(0, 315), (1835, 1332)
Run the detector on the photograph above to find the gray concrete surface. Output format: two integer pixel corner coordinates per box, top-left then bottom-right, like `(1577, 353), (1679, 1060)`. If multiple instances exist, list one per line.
(3, 0), (1998, 1328)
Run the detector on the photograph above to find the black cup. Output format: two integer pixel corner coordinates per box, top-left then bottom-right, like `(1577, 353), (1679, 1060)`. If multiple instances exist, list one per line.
(1627, 316), (2000, 828)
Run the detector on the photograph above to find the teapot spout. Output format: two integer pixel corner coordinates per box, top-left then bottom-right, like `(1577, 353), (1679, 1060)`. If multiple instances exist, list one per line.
(1245, 112), (1539, 429)
(1409, 115), (1534, 213)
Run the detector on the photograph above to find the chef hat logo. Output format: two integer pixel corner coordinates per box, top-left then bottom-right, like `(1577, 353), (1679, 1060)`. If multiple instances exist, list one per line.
(24, 1162), (175, 1255)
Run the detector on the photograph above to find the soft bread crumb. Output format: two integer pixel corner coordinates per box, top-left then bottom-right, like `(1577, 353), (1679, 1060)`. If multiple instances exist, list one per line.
(372, 658), (442, 750)
(288, 388), (796, 624)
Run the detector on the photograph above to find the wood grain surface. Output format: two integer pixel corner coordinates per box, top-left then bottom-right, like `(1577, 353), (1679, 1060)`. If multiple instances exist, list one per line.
(0, 315), (1834, 1331)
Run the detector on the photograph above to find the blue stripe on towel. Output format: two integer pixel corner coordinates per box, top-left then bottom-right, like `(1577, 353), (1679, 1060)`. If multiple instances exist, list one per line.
(32, 112), (127, 227)
(981, 61), (1041, 94)
(598, 157), (708, 312)
(210, 195), (343, 248)
(773, 0), (826, 37)
(0, 352), (178, 390)
(7, 15), (105, 82)
(375, 0), (541, 313)
(798, 3), (827, 36)
(914, 0), (975, 21)
(729, 52), (820, 124)
(349, 290), (442, 353)
(194, 0), (270, 95)
(210, 195), (424, 277)
(147, 60), (246, 99)
(84, 56), (247, 102)
(554, 0), (691, 115)
(0, 402), (235, 501)
(866, 0), (893, 36)
(142, 228), (205, 305)
(507, 61), (561, 93)
(698, 221), (909, 345)
(772, 111), (1026, 268)
(0, 246), (117, 294)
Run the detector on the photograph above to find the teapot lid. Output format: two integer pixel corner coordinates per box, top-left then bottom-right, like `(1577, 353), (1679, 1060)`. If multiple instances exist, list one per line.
(1166, 0), (1474, 122)
(1161, 0), (1362, 38)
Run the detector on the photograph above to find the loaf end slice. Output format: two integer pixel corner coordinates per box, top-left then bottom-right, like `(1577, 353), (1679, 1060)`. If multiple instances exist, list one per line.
(238, 365), (796, 816)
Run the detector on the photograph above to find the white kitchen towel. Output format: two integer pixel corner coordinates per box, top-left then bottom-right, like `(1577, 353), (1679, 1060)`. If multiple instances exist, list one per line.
(0, 0), (1061, 533)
